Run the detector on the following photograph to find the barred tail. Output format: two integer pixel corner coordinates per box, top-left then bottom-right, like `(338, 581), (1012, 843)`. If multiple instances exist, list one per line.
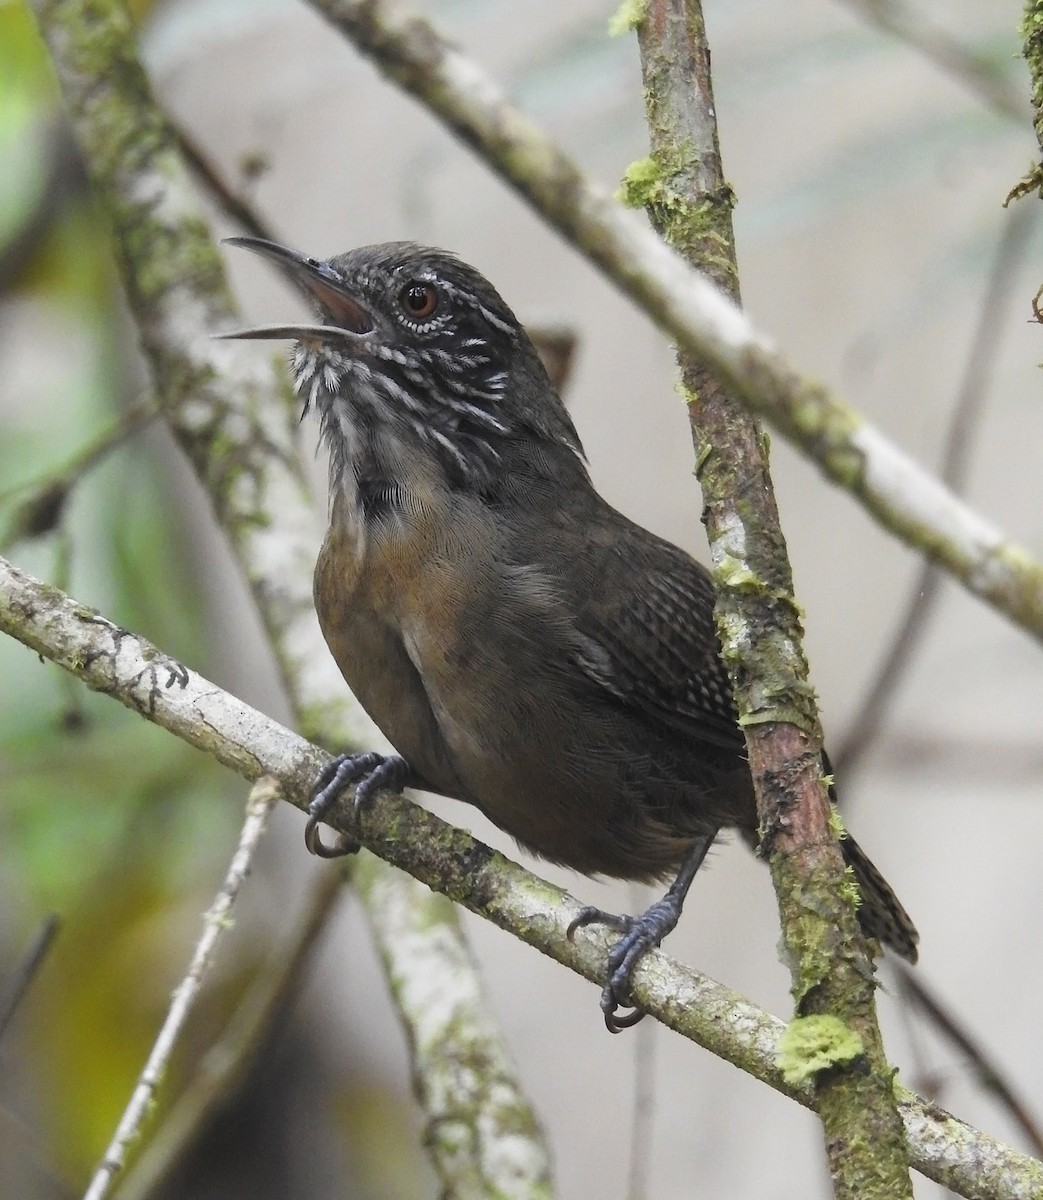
(841, 833), (919, 963)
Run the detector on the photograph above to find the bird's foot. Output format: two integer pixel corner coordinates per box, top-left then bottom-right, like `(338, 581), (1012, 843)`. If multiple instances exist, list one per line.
(567, 894), (685, 1033)
(305, 752), (409, 858)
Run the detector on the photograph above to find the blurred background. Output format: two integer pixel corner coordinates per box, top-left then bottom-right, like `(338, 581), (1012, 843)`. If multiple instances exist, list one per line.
(1, 0), (1040, 1196)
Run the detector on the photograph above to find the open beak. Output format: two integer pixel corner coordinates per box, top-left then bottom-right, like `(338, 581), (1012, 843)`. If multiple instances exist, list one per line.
(216, 236), (374, 343)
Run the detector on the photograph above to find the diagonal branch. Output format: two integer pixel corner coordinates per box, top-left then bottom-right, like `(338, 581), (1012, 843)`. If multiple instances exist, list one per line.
(0, 400), (158, 552)
(309, 0), (1043, 645)
(2, 555), (1041, 1200)
(0, 915), (60, 1044)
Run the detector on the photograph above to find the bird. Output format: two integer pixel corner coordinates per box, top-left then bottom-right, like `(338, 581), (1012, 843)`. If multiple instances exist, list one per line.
(222, 236), (919, 1030)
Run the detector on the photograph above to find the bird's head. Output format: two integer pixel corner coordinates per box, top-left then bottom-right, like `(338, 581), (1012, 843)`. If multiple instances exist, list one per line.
(221, 237), (585, 492)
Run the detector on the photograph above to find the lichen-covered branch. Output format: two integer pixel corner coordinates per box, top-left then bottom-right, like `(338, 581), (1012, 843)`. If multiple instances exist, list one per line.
(632, 3), (911, 1195)
(2, 555), (1041, 1200)
(1027, 0), (1043, 150)
(30, 2), (553, 1194)
(310, 0), (1043, 644)
(355, 867), (554, 1199)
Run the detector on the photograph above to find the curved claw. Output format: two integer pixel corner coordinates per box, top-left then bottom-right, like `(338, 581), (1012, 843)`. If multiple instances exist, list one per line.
(570, 834), (714, 1031)
(305, 751), (409, 857)
(603, 1000), (645, 1032)
(566, 905), (632, 941)
(568, 895), (687, 1033)
(304, 816), (360, 858)
(566, 905), (646, 1030)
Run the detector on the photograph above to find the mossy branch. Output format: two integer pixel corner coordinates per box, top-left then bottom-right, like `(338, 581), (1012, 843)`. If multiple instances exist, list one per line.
(632, 2), (911, 1194)
(1010, 0), (1043, 200)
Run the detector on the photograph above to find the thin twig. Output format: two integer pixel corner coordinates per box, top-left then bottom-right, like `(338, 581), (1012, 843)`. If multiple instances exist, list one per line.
(626, 998), (657, 1200)
(836, 204), (1038, 776)
(836, 0), (1024, 122)
(0, 914), (60, 1042)
(114, 866), (348, 1200)
(893, 963), (1043, 1161)
(174, 121), (273, 243)
(82, 778), (280, 1200)
(0, 399), (158, 552)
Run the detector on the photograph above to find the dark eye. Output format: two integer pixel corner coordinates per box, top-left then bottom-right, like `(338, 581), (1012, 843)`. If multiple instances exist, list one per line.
(399, 281), (439, 320)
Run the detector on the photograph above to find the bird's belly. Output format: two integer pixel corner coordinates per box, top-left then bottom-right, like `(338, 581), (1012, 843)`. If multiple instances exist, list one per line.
(399, 613), (721, 880)
(317, 506), (745, 881)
